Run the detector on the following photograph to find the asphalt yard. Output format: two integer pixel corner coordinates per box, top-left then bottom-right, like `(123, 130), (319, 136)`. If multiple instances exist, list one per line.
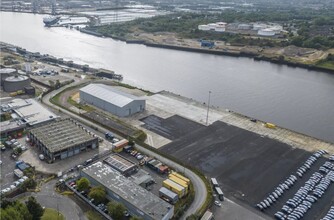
(160, 120), (334, 219)
(140, 115), (204, 140)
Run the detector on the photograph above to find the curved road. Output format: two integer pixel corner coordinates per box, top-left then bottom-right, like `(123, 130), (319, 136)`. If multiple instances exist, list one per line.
(12, 179), (87, 220)
(42, 82), (208, 219)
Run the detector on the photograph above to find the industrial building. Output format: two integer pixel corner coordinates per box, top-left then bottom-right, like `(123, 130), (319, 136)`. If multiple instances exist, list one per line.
(80, 162), (174, 220)
(0, 68), (17, 86)
(0, 98), (58, 136)
(198, 22), (227, 32)
(80, 84), (146, 117)
(28, 118), (99, 161)
(103, 154), (138, 176)
(3, 75), (31, 92)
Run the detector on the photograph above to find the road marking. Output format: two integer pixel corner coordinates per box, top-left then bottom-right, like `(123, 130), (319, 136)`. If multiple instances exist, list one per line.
(5, 172), (13, 177)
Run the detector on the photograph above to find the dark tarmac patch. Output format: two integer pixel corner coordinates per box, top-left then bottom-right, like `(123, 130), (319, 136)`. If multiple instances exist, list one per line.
(140, 115), (204, 140)
(160, 120), (334, 219)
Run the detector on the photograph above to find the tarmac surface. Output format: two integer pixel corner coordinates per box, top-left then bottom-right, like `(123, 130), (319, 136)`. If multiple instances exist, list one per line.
(160, 120), (334, 219)
(140, 115), (204, 140)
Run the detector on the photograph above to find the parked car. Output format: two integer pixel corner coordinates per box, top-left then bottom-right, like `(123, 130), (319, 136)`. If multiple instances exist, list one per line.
(39, 154), (45, 160)
(214, 201), (222, 207)
(136, 154), (144, 160)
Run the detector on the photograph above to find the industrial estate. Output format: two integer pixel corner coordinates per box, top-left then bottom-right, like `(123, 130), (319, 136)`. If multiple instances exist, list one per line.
(1, 0), (334, 218)
(1, 40), (333, 220)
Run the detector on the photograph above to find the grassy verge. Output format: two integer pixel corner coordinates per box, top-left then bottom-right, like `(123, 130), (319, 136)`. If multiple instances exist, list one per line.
(67, 95), (95, 112)
(85, 210), (103, 220)
(41, 208), (65, 220)
(316, 60), (334, 70)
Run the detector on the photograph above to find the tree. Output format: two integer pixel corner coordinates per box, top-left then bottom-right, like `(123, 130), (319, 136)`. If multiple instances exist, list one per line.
(88, 186), (106, 204)
(0, 201), (32, 220)
(107, 201), (126, 220)
(25, 196), (44, 220)
(76, 177), (90, 192)
(20, 178), (37, 191)
(1, 207), (22, 220)
(13, 201), (33, 220)
(186, 214), (200, 220)
(130, 216), (144, 220)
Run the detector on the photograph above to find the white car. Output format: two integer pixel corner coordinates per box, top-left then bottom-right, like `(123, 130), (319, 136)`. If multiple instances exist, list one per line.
(21, 145), (27, 151)
(39, 154), (45, 160)
(10, 185), (16, 190)
(14, 181), (21, 186)
(18, 178), (25, 183)
(136, 154), (144, 160)
(214, 201), (222, 207)
(22, 176), (28, 180)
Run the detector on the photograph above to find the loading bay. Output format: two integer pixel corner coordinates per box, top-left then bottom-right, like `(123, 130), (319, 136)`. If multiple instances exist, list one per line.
(158, 119), (334, 219)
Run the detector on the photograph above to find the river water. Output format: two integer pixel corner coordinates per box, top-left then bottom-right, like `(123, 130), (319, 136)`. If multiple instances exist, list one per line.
(1, 12), (334, 143)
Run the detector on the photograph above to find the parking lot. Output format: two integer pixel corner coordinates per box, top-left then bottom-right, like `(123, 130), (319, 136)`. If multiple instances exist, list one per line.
(0, 146), (20, 189)
(160, 120), (334, 219)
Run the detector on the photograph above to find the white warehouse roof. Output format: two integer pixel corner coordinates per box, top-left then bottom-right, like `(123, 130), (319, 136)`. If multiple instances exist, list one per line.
(80, 84), (144, 108)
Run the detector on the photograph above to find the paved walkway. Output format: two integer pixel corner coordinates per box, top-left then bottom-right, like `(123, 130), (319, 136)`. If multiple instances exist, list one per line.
(42, 83), (208, 219)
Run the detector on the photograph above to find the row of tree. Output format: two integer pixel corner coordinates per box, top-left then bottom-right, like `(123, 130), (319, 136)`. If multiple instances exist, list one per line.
(1, 196), (44, 220)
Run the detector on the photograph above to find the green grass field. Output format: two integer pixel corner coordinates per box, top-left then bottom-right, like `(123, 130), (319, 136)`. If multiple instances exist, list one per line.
(41, 208), (65, 220)
(316, 60), (334, 70)
(85, 210), (103, 220)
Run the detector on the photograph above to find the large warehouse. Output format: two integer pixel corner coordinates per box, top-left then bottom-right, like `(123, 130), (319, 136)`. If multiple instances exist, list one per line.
(28, 118), (99, 162)
(79, 84), (145, 117)
(81, 162), (174, 220)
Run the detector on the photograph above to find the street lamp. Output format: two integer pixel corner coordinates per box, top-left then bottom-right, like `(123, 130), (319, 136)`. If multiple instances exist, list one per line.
(206, 91), (211, 125)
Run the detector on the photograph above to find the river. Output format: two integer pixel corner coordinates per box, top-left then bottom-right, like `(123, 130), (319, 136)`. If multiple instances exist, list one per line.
(1, 11), (334, 143)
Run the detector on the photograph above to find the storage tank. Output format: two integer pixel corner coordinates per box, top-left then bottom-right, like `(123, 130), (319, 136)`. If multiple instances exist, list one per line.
(0, 68), (17, 86)
(258, 28), (276, 36)
(3, 75), (31, 92)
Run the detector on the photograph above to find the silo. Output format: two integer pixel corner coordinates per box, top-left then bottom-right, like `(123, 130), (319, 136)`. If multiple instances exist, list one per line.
(0, 68), (17, 86)
(3, 75), (31, 92)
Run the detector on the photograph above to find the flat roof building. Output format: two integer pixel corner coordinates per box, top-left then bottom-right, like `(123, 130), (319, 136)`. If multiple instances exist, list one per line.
(28, 118), (98, 161)
(103, 154), (138, 176)
(0, 98), (58, 136)
(80, 84), (145, 117)
(81, 162), (174, 220)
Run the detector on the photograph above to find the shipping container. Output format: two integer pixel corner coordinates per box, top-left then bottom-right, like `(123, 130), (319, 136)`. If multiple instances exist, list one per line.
(170, 172), (190, 185)
(211, 178), (219, 187)
(163, 179), (185, 198)
(159, 165), (169, 174)
(14, 169), (24, 178)
(201, 210), (214, 220)
(215, 187), (224, 201)
(159, 187), (179, 204)
(169, 175), (188, 194)
(112, 139), (128, 152)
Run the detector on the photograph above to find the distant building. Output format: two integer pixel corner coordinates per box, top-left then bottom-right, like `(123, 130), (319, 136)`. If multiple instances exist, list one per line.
(80, 84), (146, 117)
(28, 118), (98, 161)
(198, 22), (226, 32)
(81, 162), (174, 220)
(258, 28), (276, 36)
(237, 23), (252, 30)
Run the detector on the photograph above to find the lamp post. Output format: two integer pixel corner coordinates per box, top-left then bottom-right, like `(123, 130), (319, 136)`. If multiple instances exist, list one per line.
(206, 91), (211, 125)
